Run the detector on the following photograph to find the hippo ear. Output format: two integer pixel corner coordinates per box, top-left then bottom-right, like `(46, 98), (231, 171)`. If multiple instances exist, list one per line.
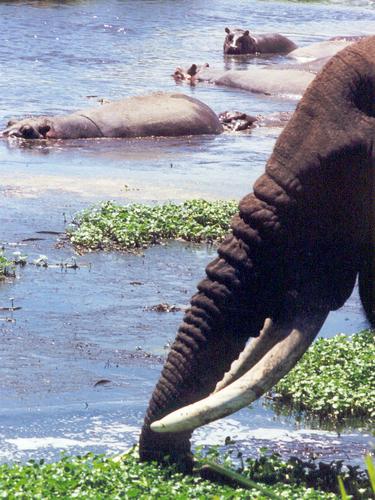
(7, 120), (17, 127)
(225, 27), (231, 34)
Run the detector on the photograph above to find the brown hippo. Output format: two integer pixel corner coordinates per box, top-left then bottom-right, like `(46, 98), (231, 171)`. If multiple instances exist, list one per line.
(224, 27), (297, 55)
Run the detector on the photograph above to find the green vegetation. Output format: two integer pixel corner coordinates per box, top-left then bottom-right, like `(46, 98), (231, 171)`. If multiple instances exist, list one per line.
(3, 447), (373, 499)
(270, 330), (375, 423)
(67, 199), (238, 251)
(337, 455), (374, 499)
(0, 447), (372, 499)
(0, 251), (14, 279)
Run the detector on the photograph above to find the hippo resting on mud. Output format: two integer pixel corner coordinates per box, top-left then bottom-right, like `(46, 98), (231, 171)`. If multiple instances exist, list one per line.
(224, 27), (297, 55)
(2, 93), (223, 140)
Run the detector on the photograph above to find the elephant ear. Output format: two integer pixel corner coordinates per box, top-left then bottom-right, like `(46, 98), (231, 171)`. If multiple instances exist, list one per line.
(359, 252), (375, 325)
(358, 140), (375, 325)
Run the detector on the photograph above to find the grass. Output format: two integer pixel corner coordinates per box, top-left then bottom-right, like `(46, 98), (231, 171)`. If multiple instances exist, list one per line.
(67, 200), (238, 251)
(2, 446), (373, 499)
(269, 330), (375, 424)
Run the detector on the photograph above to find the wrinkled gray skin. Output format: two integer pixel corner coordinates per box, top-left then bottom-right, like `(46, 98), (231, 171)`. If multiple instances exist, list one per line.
(140, 36), (375, 469)
(224, 28), (297, 55)
(2, 93), (223, 140)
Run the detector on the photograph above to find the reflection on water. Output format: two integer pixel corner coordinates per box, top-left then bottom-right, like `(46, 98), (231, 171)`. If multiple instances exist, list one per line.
(0, 0), (374, 464)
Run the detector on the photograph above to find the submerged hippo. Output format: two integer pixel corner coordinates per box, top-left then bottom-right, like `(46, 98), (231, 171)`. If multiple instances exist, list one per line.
(2, 93), (223, 140)
(178, 64), (315, 98)
(288, 36), (366, 60)
(219, 110), (292, 131)
(177, 39), (354, 98)
(224, 27), (297, 55)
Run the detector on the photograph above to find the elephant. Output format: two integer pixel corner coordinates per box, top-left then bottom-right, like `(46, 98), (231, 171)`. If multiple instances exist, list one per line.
(224, 27), (297, 55)
(139, 35), (375, 468)
(1, 93), (223, 140)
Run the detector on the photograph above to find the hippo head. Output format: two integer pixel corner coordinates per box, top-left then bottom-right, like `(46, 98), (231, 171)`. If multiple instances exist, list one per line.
(2, 117), (53, 139)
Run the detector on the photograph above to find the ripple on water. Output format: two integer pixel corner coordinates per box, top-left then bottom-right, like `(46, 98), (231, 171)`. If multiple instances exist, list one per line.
(0, 0), (374, 465)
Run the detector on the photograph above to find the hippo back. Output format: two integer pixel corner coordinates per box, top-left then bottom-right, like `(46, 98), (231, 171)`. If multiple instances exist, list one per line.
(255, 33), (297, 54)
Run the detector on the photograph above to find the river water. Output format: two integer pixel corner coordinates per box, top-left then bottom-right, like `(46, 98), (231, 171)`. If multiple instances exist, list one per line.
(0, 0), (374, 465)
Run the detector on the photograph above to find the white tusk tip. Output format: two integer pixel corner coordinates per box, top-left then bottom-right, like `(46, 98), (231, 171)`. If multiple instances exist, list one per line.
(150, 419), (169, 433)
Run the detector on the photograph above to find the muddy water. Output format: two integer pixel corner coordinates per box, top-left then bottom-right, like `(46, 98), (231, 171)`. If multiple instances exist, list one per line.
(0, 0), (374, 465)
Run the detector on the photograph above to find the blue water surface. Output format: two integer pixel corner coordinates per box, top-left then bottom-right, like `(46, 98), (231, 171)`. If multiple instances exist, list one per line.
(0, 0), (373, 465)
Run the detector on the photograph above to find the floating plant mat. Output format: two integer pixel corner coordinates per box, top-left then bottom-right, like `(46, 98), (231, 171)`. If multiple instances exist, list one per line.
(0, 447), (373, 499)
(267, 329), (375, 427)
(67, 200), (238, 251)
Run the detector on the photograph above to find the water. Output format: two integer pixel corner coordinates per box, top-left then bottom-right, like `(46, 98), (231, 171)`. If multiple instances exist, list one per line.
(0, 0), (374, 465)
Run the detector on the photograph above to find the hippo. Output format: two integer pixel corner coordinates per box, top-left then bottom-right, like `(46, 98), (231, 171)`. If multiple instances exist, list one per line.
(180, 64), (315, 98)
(219, 110), (292, 131)
(223, 27), (297, 55)
(177, 38), (361, 98)
(279, 56), (332, 74)
(2, 92), (223, 140)
(287, 37), (366, 61)
(173, 63), (210, 85)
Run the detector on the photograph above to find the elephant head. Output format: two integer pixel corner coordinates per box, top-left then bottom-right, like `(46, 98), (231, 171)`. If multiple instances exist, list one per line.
(139, 36), (375, 467)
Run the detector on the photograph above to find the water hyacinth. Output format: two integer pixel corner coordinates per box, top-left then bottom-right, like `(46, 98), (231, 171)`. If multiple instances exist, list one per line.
(0, 448), (347, 499)
(269, 330), (375, 423)
(67, 200), (238, 251)
(0, 447), (372, 498)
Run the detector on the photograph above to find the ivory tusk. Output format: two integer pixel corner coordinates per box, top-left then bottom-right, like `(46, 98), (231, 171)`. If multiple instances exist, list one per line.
(150, 309), (328, 433)
(214, 318), (282, 393)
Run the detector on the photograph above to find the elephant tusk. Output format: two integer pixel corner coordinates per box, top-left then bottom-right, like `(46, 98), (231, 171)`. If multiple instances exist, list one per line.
(150, 308), (329, 433)
(214, 317), (281, 393)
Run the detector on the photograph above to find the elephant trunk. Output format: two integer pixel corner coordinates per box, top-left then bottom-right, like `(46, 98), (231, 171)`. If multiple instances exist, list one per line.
(139, 36), (375, 465)
(139, 212), (288, 463)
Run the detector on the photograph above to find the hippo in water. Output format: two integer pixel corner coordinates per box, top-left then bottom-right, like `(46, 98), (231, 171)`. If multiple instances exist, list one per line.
(2, 92), (223, 140)
(175, 63), (315, 98)
(223, 27), (297, 55)
(173, 63), (210, 84)
(287, 36), (367, 61)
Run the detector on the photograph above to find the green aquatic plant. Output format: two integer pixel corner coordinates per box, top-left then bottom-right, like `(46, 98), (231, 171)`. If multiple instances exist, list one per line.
(338, 455), (374, 499)
(198, 446), (372, 499)
(0, 447), (347, 499)
(67, 199), (238, 251)
(269, 329), (375, 422)
(12, 251), (28, 266)
(0, 447), (372, 498)
(0, 251), (14, 279)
